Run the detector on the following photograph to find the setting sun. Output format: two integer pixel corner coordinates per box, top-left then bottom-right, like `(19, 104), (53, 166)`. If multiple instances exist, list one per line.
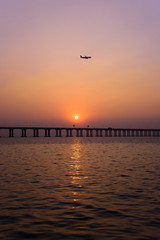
(75, 115), (79, 120)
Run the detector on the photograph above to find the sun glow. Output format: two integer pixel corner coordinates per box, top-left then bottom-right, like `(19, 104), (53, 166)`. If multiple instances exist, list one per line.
(75, 115), (79, 120)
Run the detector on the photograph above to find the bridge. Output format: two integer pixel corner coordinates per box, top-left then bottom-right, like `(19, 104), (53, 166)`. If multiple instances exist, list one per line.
(0, 127), (160, 137)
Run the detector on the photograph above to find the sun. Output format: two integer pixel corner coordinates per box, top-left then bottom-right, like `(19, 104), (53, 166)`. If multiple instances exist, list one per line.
(75, 115), (79, 120)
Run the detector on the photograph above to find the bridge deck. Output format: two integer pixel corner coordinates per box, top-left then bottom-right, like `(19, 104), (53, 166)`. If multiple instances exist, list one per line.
(0, 127), (159, 137)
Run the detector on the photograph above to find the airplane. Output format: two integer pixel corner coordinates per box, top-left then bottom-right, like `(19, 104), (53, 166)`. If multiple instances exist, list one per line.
(80, 55), (92, 59)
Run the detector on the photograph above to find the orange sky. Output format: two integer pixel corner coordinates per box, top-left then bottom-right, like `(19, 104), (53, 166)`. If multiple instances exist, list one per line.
(0, 0), (160, 128)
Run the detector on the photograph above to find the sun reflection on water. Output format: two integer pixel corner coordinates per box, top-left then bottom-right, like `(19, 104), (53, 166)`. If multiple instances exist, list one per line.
(70, 141), (81, 186)
(69, 140), (88, 204)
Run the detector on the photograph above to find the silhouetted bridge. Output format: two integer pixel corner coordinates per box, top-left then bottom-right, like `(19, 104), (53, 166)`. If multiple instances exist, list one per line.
(0, 127), (160, 137)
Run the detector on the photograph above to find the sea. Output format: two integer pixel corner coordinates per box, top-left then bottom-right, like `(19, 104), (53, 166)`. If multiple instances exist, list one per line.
(0, 137), (160, 240)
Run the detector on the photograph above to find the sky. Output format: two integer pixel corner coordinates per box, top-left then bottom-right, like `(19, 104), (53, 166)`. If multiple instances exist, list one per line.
(0, 0), (160, 128)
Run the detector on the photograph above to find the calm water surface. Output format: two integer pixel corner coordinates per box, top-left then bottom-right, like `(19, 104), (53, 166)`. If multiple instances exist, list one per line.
(0, 137), (160, 240)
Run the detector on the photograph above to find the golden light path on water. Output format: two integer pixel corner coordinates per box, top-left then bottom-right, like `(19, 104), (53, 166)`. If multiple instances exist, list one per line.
(70, 141), (88, 204)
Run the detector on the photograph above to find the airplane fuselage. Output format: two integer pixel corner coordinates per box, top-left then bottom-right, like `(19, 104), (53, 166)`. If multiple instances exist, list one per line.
(80, 55), (91, 59)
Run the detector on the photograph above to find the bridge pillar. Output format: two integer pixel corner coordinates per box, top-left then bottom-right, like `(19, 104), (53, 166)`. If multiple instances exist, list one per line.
(9, 128), (14, 137)
(48, 129), (51, 137)
(105, 130), (108, 137)
(140, 130), (143, 137)
(80, 129), (83, 137)
(153, 130), (159, 137)
(56, 129), (59, 137)
(109, 129), (112, 137)
(45, 129), (50, 137)
(86, 129), (89, 137)
(131, 130), (134, 137)
(59, 129), (62, 137)
(100, 130), (103, 137)
(114, 130), (117, 137)
(148, 130), (151, 136)
(21, 128), (27, 137)
(33, 129), (39, 137)
(127, 130), (130, 137)
(118, 130), (121, 137)
(70, 129), (73, 137)
(33, 129), (36, 137)
(55, 129), (61, 137)
(76, 129), (79, 137)
(45, 129), (47, 137)
(96, 130), (99, 137)
(66, 129), (69, 137)
(90, 129), (93, 137)
(66, 129), (72, 137)
(123, 130), (126, 137)
(144, 130), (147, 137)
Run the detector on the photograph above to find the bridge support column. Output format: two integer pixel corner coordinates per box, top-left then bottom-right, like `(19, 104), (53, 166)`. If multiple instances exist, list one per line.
(118, 130), (121, 137)
(80, 129), (83, 137)
(56, 129), (59, 137)
(33, 129), (39, 137)
(96, 130), (99, 137)
(66, 129), (72, 137)
(114, 130), (117, 137)
(152, 130), (155, 137)
(45, 129), (50, 137)
(109, 129), (112, 137)
(131, 130), (134, 137)
(70, 129), (73, 137)
(127, 130), (130, 137)
(21, 128), (27, 137)
(86, 129), (89, 137)
(90, 130), (93, 137)
(100, 130), (103, 137)
(9, 128), (14, 137)
(48, 129), (51, 137)
(144, 130), (147, 137)
(55, 129), (61, 137)
(59, 129), (62, 137)
(105, 130), (108, 137)
(45, 129), (47, 137)
(123, 130), (126, 137)
(140, 130), (143, 137)
(76, 129), (79, 137)
(66, 129), (69, 137)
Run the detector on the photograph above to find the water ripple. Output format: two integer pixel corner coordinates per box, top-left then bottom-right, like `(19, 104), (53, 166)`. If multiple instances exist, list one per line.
(0, 137), (160, 239)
